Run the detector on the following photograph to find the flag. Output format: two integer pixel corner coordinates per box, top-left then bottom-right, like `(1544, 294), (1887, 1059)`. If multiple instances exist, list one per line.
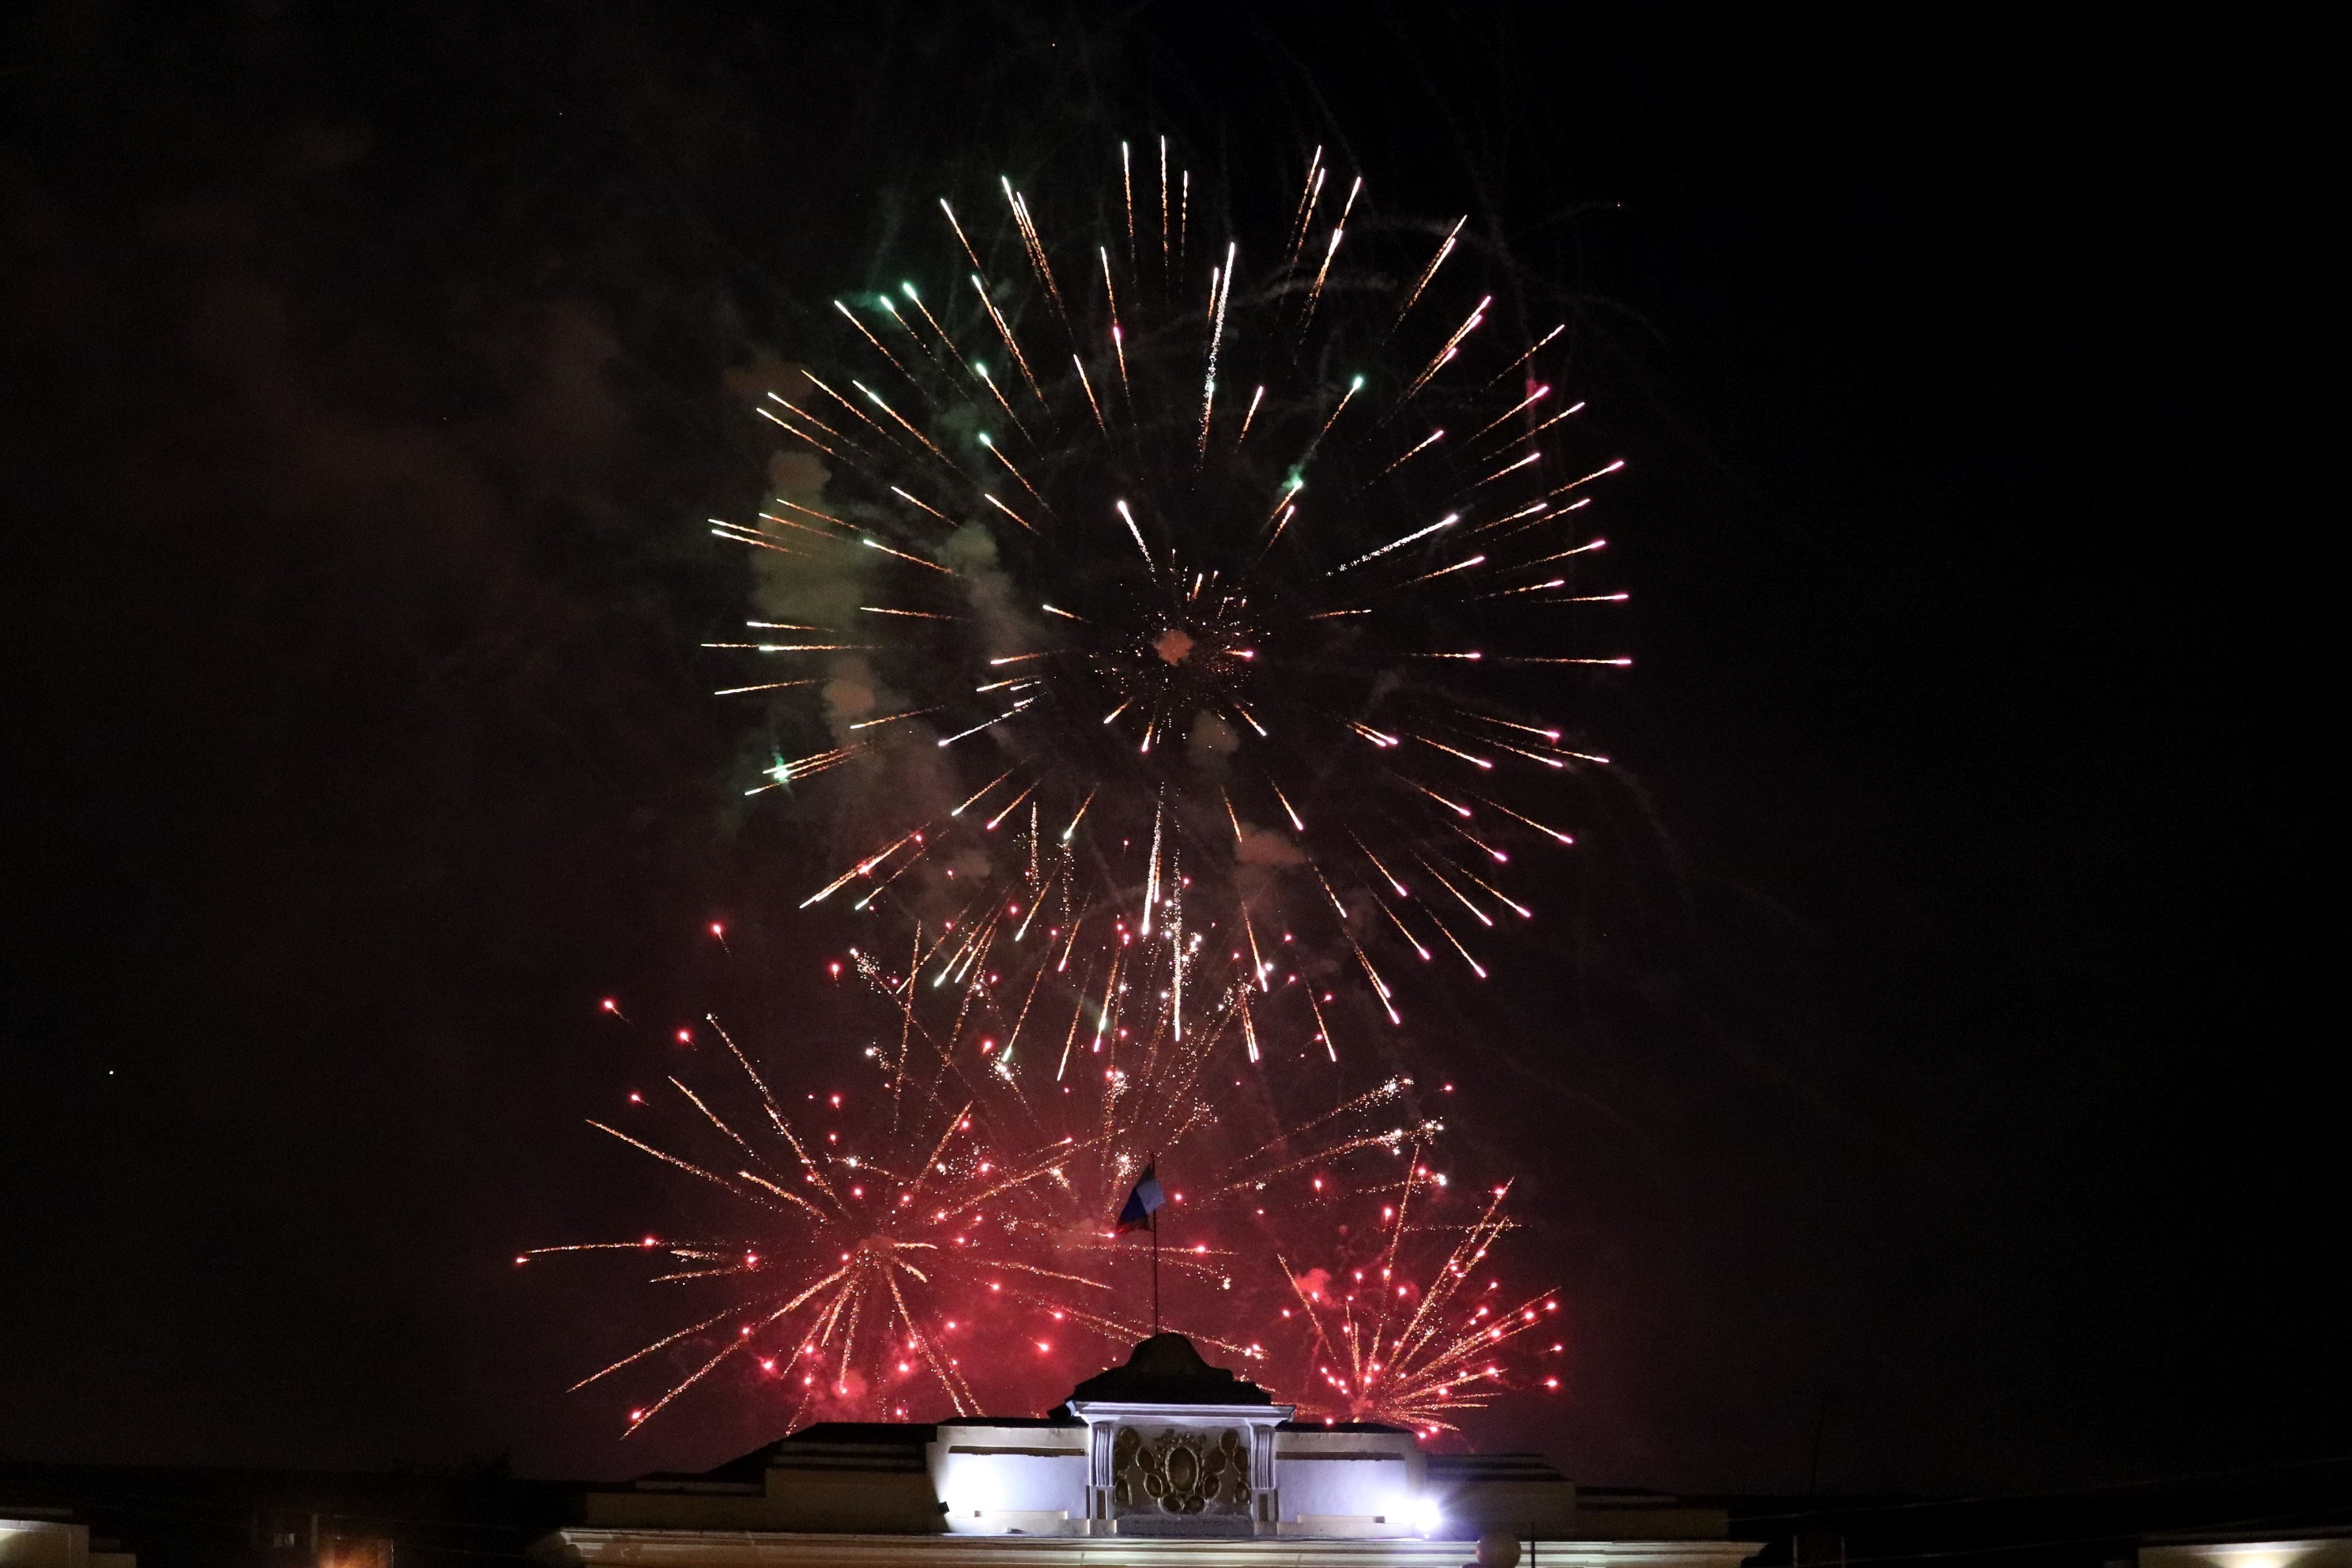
(1115, 1164), (1165, 1234)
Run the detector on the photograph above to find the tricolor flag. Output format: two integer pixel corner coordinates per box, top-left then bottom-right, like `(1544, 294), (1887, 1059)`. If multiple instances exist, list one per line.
(1115, 1164), (1165, 1234)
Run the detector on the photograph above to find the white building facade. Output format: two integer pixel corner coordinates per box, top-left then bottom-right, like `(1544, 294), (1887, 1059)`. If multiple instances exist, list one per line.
(536, 1335), (1756, 1566)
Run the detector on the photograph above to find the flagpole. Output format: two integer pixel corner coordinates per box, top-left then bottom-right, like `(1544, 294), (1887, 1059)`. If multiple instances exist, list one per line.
(1151, 1150), (1162, 1336)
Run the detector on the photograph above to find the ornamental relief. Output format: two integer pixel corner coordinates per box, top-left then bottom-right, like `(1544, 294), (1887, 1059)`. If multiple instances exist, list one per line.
(1109, 1425), (1252, 1517)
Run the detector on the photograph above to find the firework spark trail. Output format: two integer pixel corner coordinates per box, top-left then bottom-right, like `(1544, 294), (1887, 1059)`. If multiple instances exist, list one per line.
(834, 300), (912, 381)
(1400, 296), (1493, 404)
(1396, 217), (1464, 325)
(1238, 384), (1267, 443)
(1001, 177), (1069, 324)
(1283, 149), (1325, 272)
(1197, 241), (1235, 458)
(970, 274), (1046, 405)
(756, 405), (838, 458)
(1296, 175), (1360, 334)
(1484, 325), (1567, 390)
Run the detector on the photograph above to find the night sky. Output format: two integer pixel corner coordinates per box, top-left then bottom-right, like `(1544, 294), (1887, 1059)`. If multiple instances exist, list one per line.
(2, 3), (2335, 1493)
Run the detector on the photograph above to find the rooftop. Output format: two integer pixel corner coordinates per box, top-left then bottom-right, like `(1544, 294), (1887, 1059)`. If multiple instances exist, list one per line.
(1062, 1332), (1278, 1407)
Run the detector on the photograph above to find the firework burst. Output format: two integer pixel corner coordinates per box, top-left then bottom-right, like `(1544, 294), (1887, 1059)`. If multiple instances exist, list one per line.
(1276, 1163), (1562, 1437)
(719, 139), (1630, 1061)
(528, 971), (1442, 1434)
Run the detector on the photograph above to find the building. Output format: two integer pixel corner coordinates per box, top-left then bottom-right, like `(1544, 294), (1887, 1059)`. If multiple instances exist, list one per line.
(13, 1355), (2350, 1568)
(1718, 1461), (2352, 1568)
(537, 1332), (1755, 1564)
(0, 1513), (136, 1568)
(2140, 1531), (2352, 1568)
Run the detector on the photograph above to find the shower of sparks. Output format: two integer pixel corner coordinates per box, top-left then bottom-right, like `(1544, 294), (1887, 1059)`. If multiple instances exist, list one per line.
(530, 950), (1445, 1434)
(1279, 1166), (1561, 1436)
(710, 139), (1630, 1064)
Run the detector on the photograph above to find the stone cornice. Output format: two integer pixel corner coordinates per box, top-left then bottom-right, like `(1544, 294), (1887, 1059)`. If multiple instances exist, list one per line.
(537, 1525), (1765, 1566)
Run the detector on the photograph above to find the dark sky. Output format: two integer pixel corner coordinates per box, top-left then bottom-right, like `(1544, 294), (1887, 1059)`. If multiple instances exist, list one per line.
(1, 2), (2335, 1494)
